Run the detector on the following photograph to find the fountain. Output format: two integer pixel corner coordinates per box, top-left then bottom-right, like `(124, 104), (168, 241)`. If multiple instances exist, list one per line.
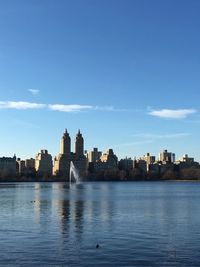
(69, 161), (80, 185)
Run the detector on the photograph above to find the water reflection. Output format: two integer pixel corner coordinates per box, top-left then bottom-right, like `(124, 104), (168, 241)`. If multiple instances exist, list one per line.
(1, 182), (200, 266)
(59, 199), (71, 235)
(33, 183), (53, 225)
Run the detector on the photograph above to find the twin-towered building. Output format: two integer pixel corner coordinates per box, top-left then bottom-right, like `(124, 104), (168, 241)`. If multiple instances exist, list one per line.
(34, 130), (118, 179)
(53, 129), (87, 179)
(34, 129), (87, 179)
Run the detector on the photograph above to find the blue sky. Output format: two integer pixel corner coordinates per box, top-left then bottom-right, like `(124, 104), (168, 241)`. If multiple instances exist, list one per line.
(0, 0), (200, 161)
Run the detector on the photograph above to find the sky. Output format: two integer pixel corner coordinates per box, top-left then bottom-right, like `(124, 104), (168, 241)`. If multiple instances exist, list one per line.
(0, 0), (200, 161)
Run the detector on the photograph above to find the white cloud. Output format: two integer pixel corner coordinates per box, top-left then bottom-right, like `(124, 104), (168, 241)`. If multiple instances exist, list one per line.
(48, 104), (93, 112)
(148, 109), (197, 119)
(0, 100), (133, 113)
(48, 104), (131, 112)
(0, 101), (45, 109)
(28, 89), (40, 95)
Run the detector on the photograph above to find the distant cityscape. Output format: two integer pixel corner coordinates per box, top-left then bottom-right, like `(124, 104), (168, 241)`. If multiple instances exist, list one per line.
(0, 129), (200, 181)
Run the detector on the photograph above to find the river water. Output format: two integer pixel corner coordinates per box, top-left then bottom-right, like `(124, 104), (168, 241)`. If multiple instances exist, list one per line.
(0, 181), (200, 266)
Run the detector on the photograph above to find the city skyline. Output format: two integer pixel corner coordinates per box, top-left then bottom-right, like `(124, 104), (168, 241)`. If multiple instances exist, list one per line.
(1, 128), (198, 164)
(0, 1), (200, 160)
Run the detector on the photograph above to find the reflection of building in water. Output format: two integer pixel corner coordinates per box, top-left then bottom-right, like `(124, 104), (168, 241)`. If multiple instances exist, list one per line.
(0, 155), (16, 177)
(53, 196), (71, 237)
(33, 183), (53, 222)
(33, 183), (42, 220)
(53, 129), (87, 180)
(56, 194), (84, 240)
(74, 200), (84, 235)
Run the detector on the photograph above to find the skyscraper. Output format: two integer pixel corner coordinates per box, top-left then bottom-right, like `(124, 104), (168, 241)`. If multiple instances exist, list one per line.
(53, 129), (71, 177)
(35, 150), (52, 177)
(60, 129), (71, 156)
(53, 129), (87, 180)
(75, 129), (84, 158)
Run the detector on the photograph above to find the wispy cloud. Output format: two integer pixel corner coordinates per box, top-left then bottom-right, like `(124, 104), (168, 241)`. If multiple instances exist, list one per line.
(13, 119), (39, 128)
(0, 100), (135, 113)
(48, 104), (93, 112)
(0, 101), (45, 109)
(28, 89), (40, 95)
(48, 104), (128, 112)
(132, 133), (192, 139)
(148, 109), (197, 119)
(94, 106), (115, 111)
(113, 132), (191, 149)
(114, 140), (153, 148)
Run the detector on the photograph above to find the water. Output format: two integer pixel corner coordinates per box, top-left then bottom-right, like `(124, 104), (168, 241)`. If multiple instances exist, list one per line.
(70, 161), (80, 185)
(0, 181), (200, 266)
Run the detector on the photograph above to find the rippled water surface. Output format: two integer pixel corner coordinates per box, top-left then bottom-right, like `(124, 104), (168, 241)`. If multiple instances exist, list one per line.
(0, 181), (200, 266)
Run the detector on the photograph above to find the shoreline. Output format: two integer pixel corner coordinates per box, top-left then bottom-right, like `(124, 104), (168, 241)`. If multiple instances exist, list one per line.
(0, 179), (200, 183)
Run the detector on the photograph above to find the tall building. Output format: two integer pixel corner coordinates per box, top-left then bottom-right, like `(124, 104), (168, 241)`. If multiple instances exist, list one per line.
(179, 154), (194, 163)
(119, 157), (133, 171)
(60, 129), (71, 156)
(35, 149), (52, 176)
(75, 129), (83, 158)
(53, 129), (87, 179)
(140, 153), (156, 165)
(139, 153), (156, 171)
(53, 129), (71, 177)
(0, 155), (16, 177)
(159, 149), (175, 163)
(17, 159), (26, 174)
(73, 129), (87, 177)
(25, 158), (35, 169)
(17, 158), (35, 176)
(86, 148), (102, 163)
(91, 149), (118, 172)
(100, 149), (118, 168)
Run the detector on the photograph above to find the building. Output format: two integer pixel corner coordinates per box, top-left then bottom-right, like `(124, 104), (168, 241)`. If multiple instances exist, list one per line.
(73, 130), (87, 177)
(134, 159), (147, 173)
(118, 157), (133, 171)
(35, 149), (52, 176)
(17, 158), (35, 176)
(53, 129), (71, 177)
(26, 158), (35, 169)
(100, 149), (118, 168)
(17, 159), (26, 174)
(176, 154), (199, 170)
(140, 153), (156, 165)
(91, 149), (118, 173)
(86, 148), (102, 163)
(0, 155), (16, 177)
(159, 149), (175, 163)
(139, 153), (156, 172)
(179, 154), (194, 163)
(53, 129), (87, 179)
